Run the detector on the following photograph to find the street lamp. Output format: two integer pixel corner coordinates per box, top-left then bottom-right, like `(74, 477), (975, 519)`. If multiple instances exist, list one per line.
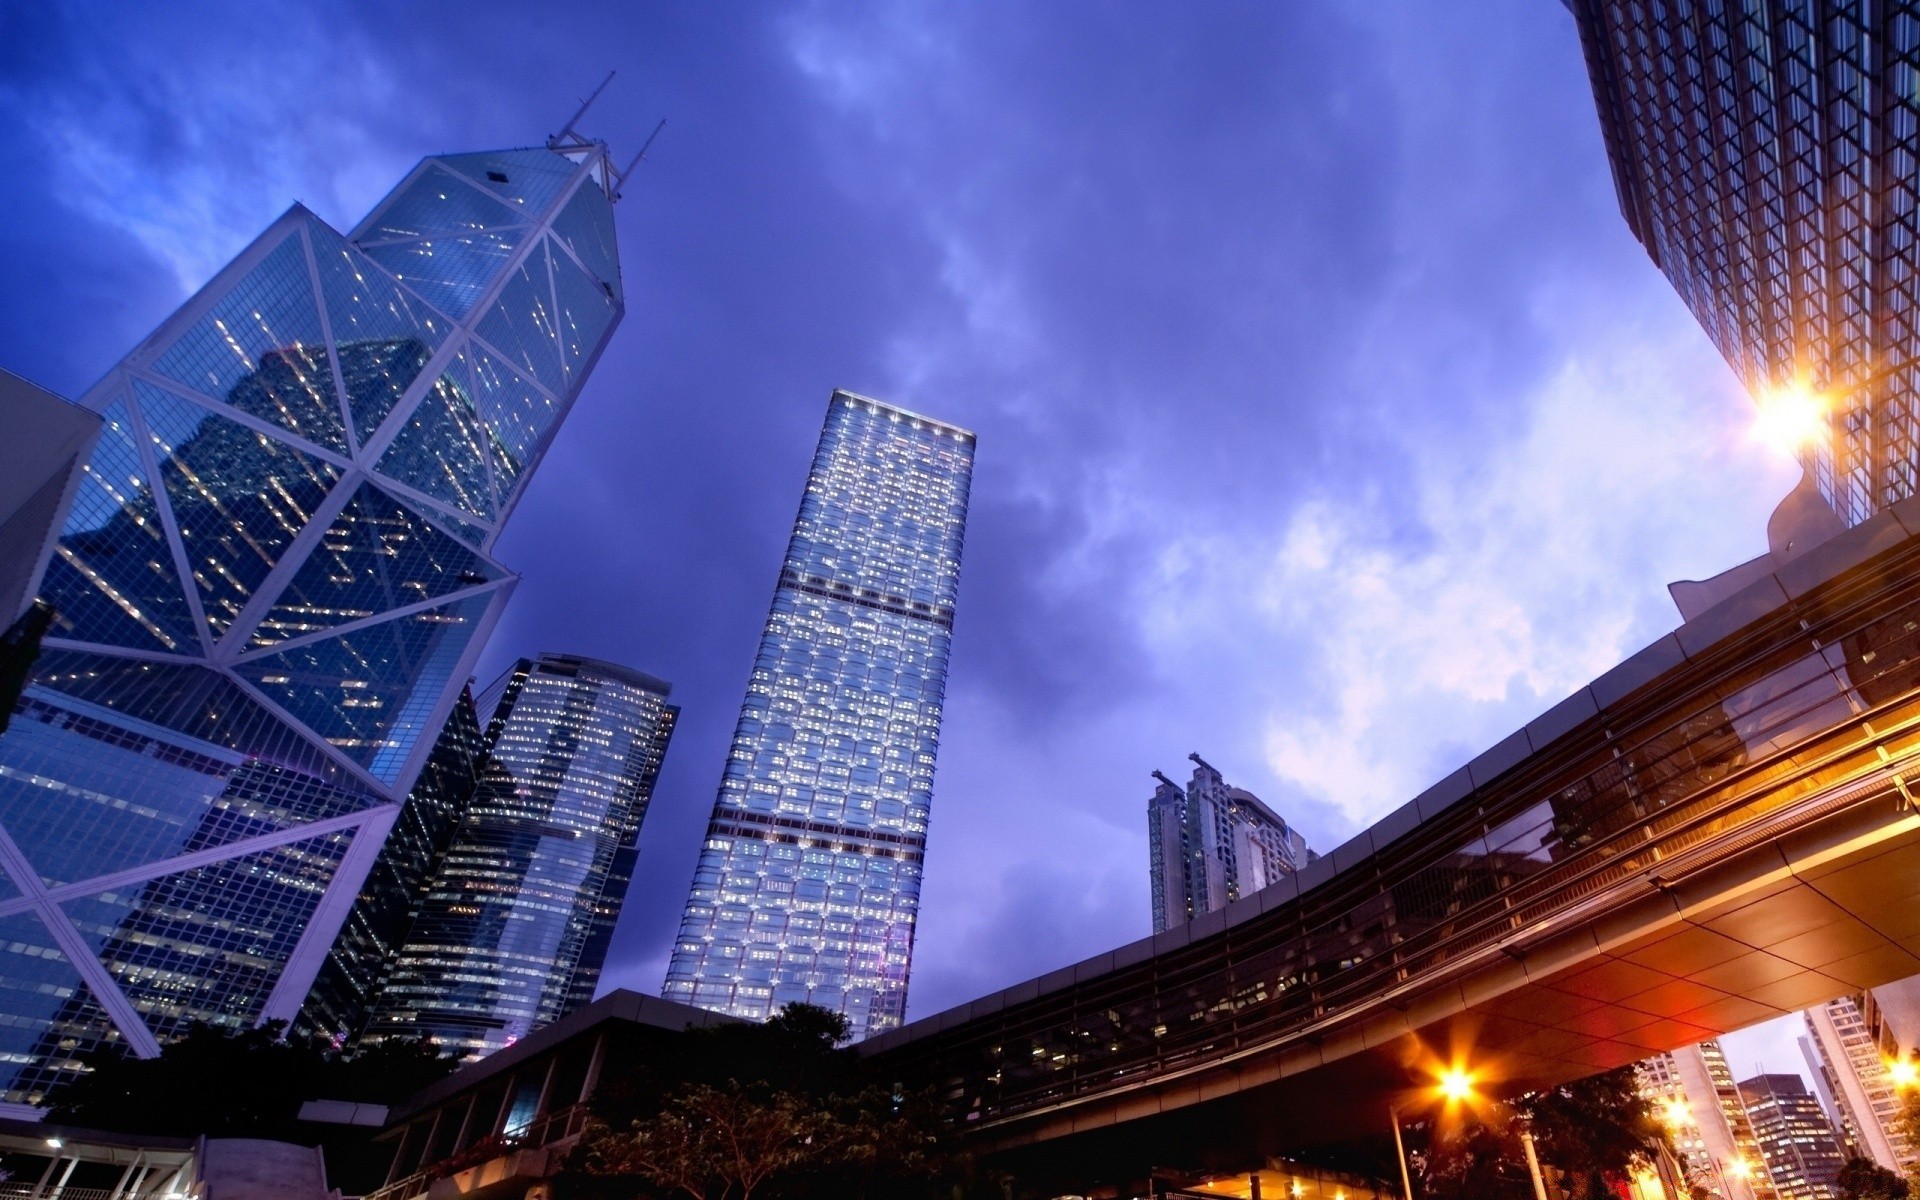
(1388, 1064), (1549, 1200)
(1889, 1056), (1918, 1089)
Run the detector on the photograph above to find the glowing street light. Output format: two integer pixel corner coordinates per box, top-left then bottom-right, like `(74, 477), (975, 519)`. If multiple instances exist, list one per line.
(1659, 1097), (1691, 1128)
(1438, 1068), (1475, 1104)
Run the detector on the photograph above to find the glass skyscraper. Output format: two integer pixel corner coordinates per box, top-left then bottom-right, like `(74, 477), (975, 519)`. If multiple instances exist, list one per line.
(663, 390), (974, 1040)
(355, 653), (677, 1057)
(1569, 0), (1920, 523)
(0, 135), (628, 1106)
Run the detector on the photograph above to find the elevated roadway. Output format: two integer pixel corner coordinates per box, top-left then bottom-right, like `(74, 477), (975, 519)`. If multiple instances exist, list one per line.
(864, 501), (1920, 1187)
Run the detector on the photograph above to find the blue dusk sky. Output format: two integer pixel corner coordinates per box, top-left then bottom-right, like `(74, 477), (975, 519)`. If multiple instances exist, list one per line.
(0, 3), (1811, 1074)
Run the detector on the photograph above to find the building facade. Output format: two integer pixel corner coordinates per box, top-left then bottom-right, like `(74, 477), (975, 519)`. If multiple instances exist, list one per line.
(296, 684), (491, 1046)
(1569, 0), (1920, 524)
(662, 390), (974, 1040)
(1738, 1073), (1846, 1200)
(1803, 994), (1920, 1175)
(355, 654), (677, 1057)
(1148, 754), (1312, 933)
(0, 136), (628, 1105)
(1637, 1041), (1779, 1200)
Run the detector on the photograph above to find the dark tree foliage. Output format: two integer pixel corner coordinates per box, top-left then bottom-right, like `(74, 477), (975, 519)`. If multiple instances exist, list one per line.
(1839, 1157), (1913, 1200)
(1414, 1119), (1537, 1200)
(46, 1020), (458, 1194)
(1514, 1066), (1663, 1198)
(563, 1003), (954, 1200)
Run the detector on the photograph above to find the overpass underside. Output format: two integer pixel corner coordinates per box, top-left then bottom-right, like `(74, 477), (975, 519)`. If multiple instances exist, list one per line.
(868, 504), (1920, 1189)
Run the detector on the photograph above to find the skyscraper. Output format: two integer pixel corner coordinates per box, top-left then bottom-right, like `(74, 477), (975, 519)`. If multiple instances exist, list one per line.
(663, 390), (974, 1040)
(296, 684), (491, 1045)
(1803, 995), (1920, 1175)
(1568, 1), (1920, 523)
(1637, 1040), (1779, 1200)
(1148, 753), (1312, 933)
(1739, 1074), (1847, 1200)
(0, 133), (629, 1106)
(355, 654), (677, 1057)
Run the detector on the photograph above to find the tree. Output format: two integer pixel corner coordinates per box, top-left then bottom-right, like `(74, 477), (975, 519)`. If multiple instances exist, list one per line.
(564, 1003), (950, 1200)
(1414, 1118), (1537, 1200)
(1839, 1157), (1912, 1200)
(1516, 1066), (1664, 1199)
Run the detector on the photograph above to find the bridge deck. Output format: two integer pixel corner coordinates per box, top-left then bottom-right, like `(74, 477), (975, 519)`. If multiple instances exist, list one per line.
(865, 500), (1920, 1179)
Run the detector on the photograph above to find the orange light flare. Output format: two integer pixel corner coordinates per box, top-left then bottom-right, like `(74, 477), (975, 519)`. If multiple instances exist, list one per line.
(1889, 1056), (1919, 1089)
(1726, 1158), (1753, 1181)
(1438, 1067), (1476, 1104)
(1659, 1097), (1692, 1128)
(1751, 381), (1830, 457)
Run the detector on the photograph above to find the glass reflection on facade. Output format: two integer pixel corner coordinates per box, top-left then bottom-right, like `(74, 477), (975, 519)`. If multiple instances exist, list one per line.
(663, 391), (974, 1040)
(1149, 754), (1313, 934)
(357, 654), (677, 1057)
(1569, 1), (1920, 524)
(1739, 1073), (1844, 1200)
(0, 136), (627, 1105)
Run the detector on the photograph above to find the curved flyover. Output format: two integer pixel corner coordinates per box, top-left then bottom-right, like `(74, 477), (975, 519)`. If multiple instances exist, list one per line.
(865, 501), (1920, 1185)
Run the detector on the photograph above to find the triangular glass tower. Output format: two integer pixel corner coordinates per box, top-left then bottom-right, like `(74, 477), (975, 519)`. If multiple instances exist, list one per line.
(0, 136), (628, 1109)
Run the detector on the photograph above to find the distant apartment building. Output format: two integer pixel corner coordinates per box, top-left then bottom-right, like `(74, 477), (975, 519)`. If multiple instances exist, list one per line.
(1636, 1041), (1779, 1200)
(1148, 754), (1312, 933)
(1738, 1074), (1846, 1200)
(1803, 993), (1920, 1176)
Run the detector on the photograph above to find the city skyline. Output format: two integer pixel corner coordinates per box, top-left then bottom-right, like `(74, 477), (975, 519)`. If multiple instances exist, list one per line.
(2, 0), (1821, 1080)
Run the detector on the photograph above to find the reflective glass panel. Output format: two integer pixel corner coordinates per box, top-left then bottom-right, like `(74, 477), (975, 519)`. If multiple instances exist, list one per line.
(466, 344), (559, 501)
(39, 396), (202, 654)
(30, 650), (359, 786)
(375, 369), (497, 520)
(253, 482), (500, 647)
(61, 828), (355, 1036)
(550, 181), (621, 302)
(362, 230), (524, 321)
(306, 219), (447, 443)
(0, 912), (97, 1106)
(135, 383), (341, 639)
(475, 248), (566, 396)
(362, 164), (524, 241)
(235, 592), (495, 783)
(436, 148), (581, 218)
(148, 232), (347, 453)
(549, 234), (618, 379)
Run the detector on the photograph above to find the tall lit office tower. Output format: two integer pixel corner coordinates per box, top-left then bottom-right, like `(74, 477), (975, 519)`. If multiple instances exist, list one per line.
(1148, 754), (1312, 933)
(0, 132), (631, 1104)
(1635, 1041), (1779, 1200)
(1737, 1074), (1846, 1200)
(663, 391), (974, 1040)
(1803, 995), (1920, 1175)
(1568, 2), (1920, 523)
(357, 654), (677, 1057)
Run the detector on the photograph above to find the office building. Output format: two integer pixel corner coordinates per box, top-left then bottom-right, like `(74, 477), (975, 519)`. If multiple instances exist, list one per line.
(1636, 1040), (1779, 1200)
(296, 684), (491, 1045)
(1738, 1074), (1846, 1200)
(662, 390), (974, 1040)
(356, 654), (677, 1057)
(1803, 995), (1920, 1175)
(1569, 1), (1920, 523)
(1148, 753), (1312, 933)
(0, 133), (629, 1105)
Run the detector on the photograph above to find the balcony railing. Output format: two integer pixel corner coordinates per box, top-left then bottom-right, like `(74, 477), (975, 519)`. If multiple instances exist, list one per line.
(365, 1102), (592, 1200)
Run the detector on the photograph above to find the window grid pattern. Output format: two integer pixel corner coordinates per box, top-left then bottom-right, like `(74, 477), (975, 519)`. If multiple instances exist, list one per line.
(1573, 0), (1920, 523)
(357, 656), (678, 1057)
(0, 140), (625, 1098)
(664, 392), (974, 1040)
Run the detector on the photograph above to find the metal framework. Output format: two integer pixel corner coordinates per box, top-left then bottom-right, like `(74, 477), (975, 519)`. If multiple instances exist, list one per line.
(0, 135), (629, 1104)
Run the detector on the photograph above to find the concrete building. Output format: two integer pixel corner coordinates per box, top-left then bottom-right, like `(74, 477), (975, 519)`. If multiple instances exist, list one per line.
(1803, 994), (1920, 1175)
(1149, 753), (1312, 933)
(1637, 1041), (1779, 1200)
